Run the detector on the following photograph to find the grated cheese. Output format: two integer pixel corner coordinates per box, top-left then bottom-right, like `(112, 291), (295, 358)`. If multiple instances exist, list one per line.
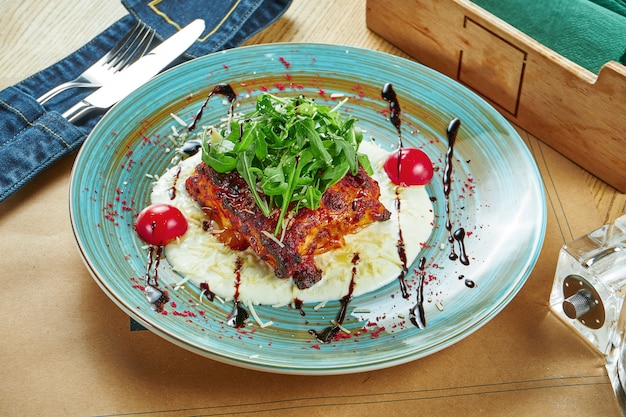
(173, 274), (192, 290)
(170, 112), (188, 127)
(314, 301), (327, 311)
(261, 230), (285, 248)
(247, 302), (274, 328)
(331, 320), (351, 334)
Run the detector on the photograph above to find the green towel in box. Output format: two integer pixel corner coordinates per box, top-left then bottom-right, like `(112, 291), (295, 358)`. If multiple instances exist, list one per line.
(588, 0), (626, 17)
(473, 0), (626, 74)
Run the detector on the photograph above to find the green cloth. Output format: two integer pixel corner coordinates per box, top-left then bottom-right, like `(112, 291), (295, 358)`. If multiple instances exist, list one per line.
(473, 0), (626, 74)
(588, 0), (626, 17)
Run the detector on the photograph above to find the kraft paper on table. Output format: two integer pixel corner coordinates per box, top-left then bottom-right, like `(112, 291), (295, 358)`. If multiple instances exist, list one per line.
(0, 129), (620, 416)
(1, 0), (623, 415)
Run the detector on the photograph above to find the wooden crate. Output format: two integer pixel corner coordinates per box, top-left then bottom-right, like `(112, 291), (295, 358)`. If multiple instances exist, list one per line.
(366, 0), (626, 192)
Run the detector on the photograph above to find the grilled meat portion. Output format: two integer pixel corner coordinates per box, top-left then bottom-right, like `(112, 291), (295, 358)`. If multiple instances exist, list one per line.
(185, 162), (391, 289)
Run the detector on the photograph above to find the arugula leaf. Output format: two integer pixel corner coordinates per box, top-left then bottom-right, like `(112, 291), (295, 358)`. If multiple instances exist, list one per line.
(201, 93), (370, 235)
(237, 149), (270, 216)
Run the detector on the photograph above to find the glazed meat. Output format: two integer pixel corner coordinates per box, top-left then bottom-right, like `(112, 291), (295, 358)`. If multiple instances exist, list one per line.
(186, 162), (391, 289)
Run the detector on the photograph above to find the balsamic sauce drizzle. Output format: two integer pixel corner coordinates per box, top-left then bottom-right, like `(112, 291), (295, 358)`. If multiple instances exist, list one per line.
(139, 82), (479, 337)
(144, 246), (169, 312)
(382, 83), (402, 139)
(180, 83), (237, 159)
(409, 256), (427, 329)
(168, 165), (182, 200)
(187, 83), (237, 132)
(294, 299), (306, 316)
(180, 139), (203, 156)
(442, 118), (470, 266)
(453, 227), (470, 266)
(309, 253), (360, 343)
(380, 85), (475, 330)
(227, 257), (249, 328)
(382, 83), (410, 299)
(199, 282), (216, 302)
(394, 188), (410, 299)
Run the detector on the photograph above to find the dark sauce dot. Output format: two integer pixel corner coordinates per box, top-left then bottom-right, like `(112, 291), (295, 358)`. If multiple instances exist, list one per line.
(453, 227), (470, 266)
(294, 298), (306, 316)
(181, 139), (202, 156)
(228, 301), (249, 328)
(199, 282), (215, 302)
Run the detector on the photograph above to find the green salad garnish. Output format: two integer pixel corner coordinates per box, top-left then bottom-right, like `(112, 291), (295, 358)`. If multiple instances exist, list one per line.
(200, 93), (372, 235)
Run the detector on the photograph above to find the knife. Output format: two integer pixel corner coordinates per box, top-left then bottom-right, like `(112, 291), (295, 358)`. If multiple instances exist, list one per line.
(63, 19), (205, 123)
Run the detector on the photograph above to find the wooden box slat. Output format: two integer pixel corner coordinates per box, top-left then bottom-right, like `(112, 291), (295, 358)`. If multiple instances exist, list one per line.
(366, 0), (626, 192)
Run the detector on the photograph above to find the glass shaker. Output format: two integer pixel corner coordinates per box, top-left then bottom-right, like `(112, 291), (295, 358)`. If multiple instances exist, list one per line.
(549, 214), (626, 413)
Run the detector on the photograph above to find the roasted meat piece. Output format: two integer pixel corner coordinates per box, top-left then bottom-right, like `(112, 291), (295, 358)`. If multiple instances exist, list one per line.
(186, 162), (391, 289)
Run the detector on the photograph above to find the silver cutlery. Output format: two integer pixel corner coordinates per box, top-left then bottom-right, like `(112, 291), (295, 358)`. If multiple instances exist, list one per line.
(63, 19), (205, 123)
(37, 21), (155, 104)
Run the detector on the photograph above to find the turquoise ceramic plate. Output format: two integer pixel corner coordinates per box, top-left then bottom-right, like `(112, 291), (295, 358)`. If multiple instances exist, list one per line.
(70, 43), (546, 374)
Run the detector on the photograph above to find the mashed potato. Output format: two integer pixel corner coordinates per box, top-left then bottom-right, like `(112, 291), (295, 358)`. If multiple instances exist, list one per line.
(151, 141), (433, 306)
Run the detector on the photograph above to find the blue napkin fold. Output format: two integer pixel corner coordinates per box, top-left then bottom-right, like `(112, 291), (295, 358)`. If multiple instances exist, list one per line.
(0, 0), (291, 203)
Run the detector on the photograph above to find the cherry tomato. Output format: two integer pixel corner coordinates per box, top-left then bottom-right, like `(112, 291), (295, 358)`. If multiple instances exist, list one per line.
(384, 147), (434, 186)
(134, 204), (188, 246)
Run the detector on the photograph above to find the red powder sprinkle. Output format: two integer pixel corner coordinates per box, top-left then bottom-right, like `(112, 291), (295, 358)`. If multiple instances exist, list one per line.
(311, 344), (321, 350)
(173, 310), (197, 318)
(333, 331), (352, 341)
(370, 327), (386, 339)
(279, 56), (291, 69)
(222, 64), (229, 69)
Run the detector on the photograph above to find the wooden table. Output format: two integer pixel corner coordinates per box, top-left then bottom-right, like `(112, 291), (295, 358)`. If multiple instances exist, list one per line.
(1, 1), (624, 416)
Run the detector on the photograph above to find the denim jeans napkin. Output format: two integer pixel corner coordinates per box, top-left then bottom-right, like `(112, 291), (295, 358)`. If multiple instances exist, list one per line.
(0, 0), (291, 202)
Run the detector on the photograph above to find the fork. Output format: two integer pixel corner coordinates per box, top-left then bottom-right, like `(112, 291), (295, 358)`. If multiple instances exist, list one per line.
(37, 22), (155, 104)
